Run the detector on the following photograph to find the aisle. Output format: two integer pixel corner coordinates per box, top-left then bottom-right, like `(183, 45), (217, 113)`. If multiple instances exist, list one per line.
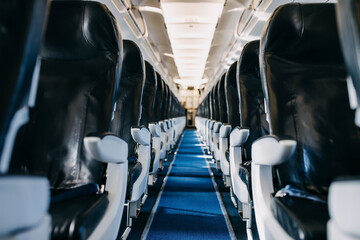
(144, 130), (232, 239)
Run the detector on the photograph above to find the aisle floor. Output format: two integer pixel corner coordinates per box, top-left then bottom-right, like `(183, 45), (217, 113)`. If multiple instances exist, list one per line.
(145, 130), (232, 240)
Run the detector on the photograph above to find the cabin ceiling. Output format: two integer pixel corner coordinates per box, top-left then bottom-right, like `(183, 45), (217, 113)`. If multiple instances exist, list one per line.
(102, 0), (337, 107)
(134, 0), (251, 90)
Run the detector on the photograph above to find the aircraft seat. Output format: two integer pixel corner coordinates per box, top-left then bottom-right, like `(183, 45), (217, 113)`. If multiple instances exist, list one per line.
(252, 3), (360, 240)
(336, 0), (360, 127)
(223, 61), (241, 208)
(159, 81), (169, 160)
(167, 91), (175, 149)
(142, 61), (160, 186)
(206, 93), (214, 154)
(219, 64), (237, 187)
(113, 40), (150, 225)
(0, 0), (50, 239)
(328, 1), (360, 239)
(164, 85), (173, 152)
(213, 77), (224, 170)
(9, 1), (127, 239)
(230, 40), (269, 228)
(210, 83), (220, 161)
(154, 73), (166, 169)
(217, 74), (230, 185)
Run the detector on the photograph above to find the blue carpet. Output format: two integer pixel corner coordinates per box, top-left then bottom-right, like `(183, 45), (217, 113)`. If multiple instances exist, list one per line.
(146, 130), (231, 240)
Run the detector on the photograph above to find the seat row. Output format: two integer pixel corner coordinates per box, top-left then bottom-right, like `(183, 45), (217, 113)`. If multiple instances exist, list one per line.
(196, 2), (360, 240)
(0, 1), (185, 239)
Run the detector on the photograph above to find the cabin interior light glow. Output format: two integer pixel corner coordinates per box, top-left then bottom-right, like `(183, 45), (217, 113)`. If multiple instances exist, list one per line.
(161, 0), (225, 87)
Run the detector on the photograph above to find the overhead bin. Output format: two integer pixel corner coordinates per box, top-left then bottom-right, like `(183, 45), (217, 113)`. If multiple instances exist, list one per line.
(124, 7), (147, 38)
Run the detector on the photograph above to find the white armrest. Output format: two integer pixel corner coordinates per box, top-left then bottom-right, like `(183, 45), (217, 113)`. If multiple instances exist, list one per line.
(328, 179), (360, 237)
(0, 176), (49, 236)
(149, 123), (161, 137)
(208, 120), (214, 131)
(252, 135), (296, 166)
(84, 134), (128, 163)
(164, 120), (169, 130)
(230, 127), (249, 147)
(159, 121), (167, 132)
(131, 127), (151, 146)
(213, 122), (222, 133)
(219, 124), (232, 138)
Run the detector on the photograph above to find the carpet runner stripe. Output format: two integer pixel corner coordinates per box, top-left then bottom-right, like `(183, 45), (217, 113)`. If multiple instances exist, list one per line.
(145, 130), (232, 240)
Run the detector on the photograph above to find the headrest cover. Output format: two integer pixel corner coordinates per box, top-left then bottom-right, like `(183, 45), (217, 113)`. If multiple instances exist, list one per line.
(121, 40), (145, 79)
(261, 3), (343, 66)
(225, 61), (239, 128)
(212, 82), (220, 121)
(141, 61), (157, 125)
(41, 1), (120, 60)
(208, 93), (213, 120)
(238, 40), (264, 128)
(238, 40), (260, 76)
(205, 97), (210, 118)
(218, 74), (227, 123)
(161, 82), (169, 120)
(168, 91), (173, 119)
(154, 72), (163, 122)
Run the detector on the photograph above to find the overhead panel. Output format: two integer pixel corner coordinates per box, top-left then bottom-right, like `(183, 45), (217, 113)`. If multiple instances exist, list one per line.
(161, 0), (225, 88)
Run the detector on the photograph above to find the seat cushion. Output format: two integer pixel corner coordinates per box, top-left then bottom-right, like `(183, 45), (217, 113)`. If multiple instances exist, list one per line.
(50, 192), (109, 240)
(126, 161), (142, 200)
(271, 195), (329, 240)
(239, 161), (252, 199)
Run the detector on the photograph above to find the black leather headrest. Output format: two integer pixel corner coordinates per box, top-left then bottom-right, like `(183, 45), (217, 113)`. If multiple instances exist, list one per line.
(141, 61), (157, 125)
(168, 91), (173, 119)
(0, 0), (48, 158)
(161, 82), (169, 120)
(212, 82), (220, 121)
(225, 61), (239, 128)
(201, 96), (205, 118)
(218, 74), (227, 123)
(238, 40), (260, 77)
(198, 98), (205, 118)
(41, 1), (120, 60)
(261, 3), (360, 193)
(121, 40), (145, 82)
(167, 86), (172, 118)
(208, 93), (213, 120)
(237, 40), (268, 161)
(238, 40), (264, 128)
(336, 0), (360, 105)
(261, 3), (343, 67)
(205, 96), (210, 118)
(154, 72), (163, 122)
(174, 97), (182, 118)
